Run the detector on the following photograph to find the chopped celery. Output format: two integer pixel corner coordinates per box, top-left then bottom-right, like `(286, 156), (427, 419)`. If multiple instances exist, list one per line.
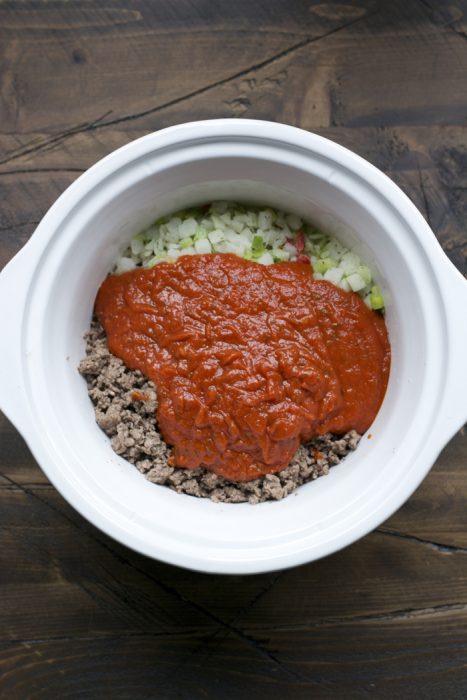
(272, 248), (290, 262)
(252, 234), (265, 256)
(314, 258), (335, 274)
(114, 202), (385, 309)
(370, 285), (385, 310)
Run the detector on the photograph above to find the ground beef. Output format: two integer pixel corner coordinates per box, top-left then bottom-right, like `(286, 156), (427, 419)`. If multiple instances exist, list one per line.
(79, 320), (361, 504)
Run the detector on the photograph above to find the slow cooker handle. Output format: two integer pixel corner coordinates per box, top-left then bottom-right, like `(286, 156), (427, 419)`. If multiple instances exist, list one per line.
(0, 247), (33, 434)
(439, 263), (467, 445)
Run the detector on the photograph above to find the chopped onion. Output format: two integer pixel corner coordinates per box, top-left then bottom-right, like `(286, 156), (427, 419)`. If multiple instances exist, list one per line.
(115, 257), (136, 274)
(256, 252), (274, 265)
(113, 202), (385, 310)
(324, 267), (344, 284)
(346, 272), (367, 292)
(194, 238), (212, 254)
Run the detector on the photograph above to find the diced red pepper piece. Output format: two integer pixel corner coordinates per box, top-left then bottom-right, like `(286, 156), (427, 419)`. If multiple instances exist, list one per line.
(131, 390), (149, 402)
(297, 254), (310, 264)
(295, 229), (305, 253)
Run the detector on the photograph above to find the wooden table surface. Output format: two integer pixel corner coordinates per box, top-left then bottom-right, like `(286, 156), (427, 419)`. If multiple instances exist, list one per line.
(1, 1), (467, 697)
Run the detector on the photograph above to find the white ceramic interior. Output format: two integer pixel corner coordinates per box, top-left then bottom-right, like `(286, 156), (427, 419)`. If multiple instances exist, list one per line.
(1, 120), (466, 574)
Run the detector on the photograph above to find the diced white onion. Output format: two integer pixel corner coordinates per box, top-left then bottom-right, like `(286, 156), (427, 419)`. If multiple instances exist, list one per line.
(115, 257), (136, 274)
(338, 278), (351, 292)
(256, 252), (275, 265)
(194, 238), (212, 254)
(130, 239), (144, 255)
(340, 252), (360, 274)
(324, 267), (344, 284)
(346, 272), (367, 292)
(208, 230), (224, 245)
(113, 203), (384, 309)
(179, 218), (198, 238)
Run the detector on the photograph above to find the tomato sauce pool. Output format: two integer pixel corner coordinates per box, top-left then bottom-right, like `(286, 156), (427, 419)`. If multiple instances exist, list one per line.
(95, 254), (390, 481)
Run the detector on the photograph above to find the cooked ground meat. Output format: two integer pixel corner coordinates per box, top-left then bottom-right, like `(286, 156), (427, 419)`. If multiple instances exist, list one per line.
(79, 320), (361, 504)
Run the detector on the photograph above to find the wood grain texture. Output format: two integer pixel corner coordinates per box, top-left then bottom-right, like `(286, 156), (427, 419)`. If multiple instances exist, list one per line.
(1, 0), (466, 697)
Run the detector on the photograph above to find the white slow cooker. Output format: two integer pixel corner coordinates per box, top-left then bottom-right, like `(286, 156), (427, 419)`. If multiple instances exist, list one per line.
(1, 120), (466, 573)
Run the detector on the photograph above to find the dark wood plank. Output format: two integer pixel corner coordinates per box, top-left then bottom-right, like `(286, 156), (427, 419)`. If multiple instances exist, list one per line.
(0, 634), (309, 700)
(233, 533), (467, 630)
(383, 429), (467, 547)
(0, 488), (225, 641)
(241, 609), (467, 698)
(2, 485), (467, 632)
(3, 481), (467, 696)
(0, 0), (380, 134)
(0, 0), (464, 154)
(1, 616), (466, 700)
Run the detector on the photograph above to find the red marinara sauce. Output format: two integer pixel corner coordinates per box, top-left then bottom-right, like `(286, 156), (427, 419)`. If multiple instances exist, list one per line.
(95, 254), (390, 481)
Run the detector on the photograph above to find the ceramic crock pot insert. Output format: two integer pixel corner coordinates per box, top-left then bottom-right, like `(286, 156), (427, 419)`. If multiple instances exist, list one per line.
(1, 120), (466, 573)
